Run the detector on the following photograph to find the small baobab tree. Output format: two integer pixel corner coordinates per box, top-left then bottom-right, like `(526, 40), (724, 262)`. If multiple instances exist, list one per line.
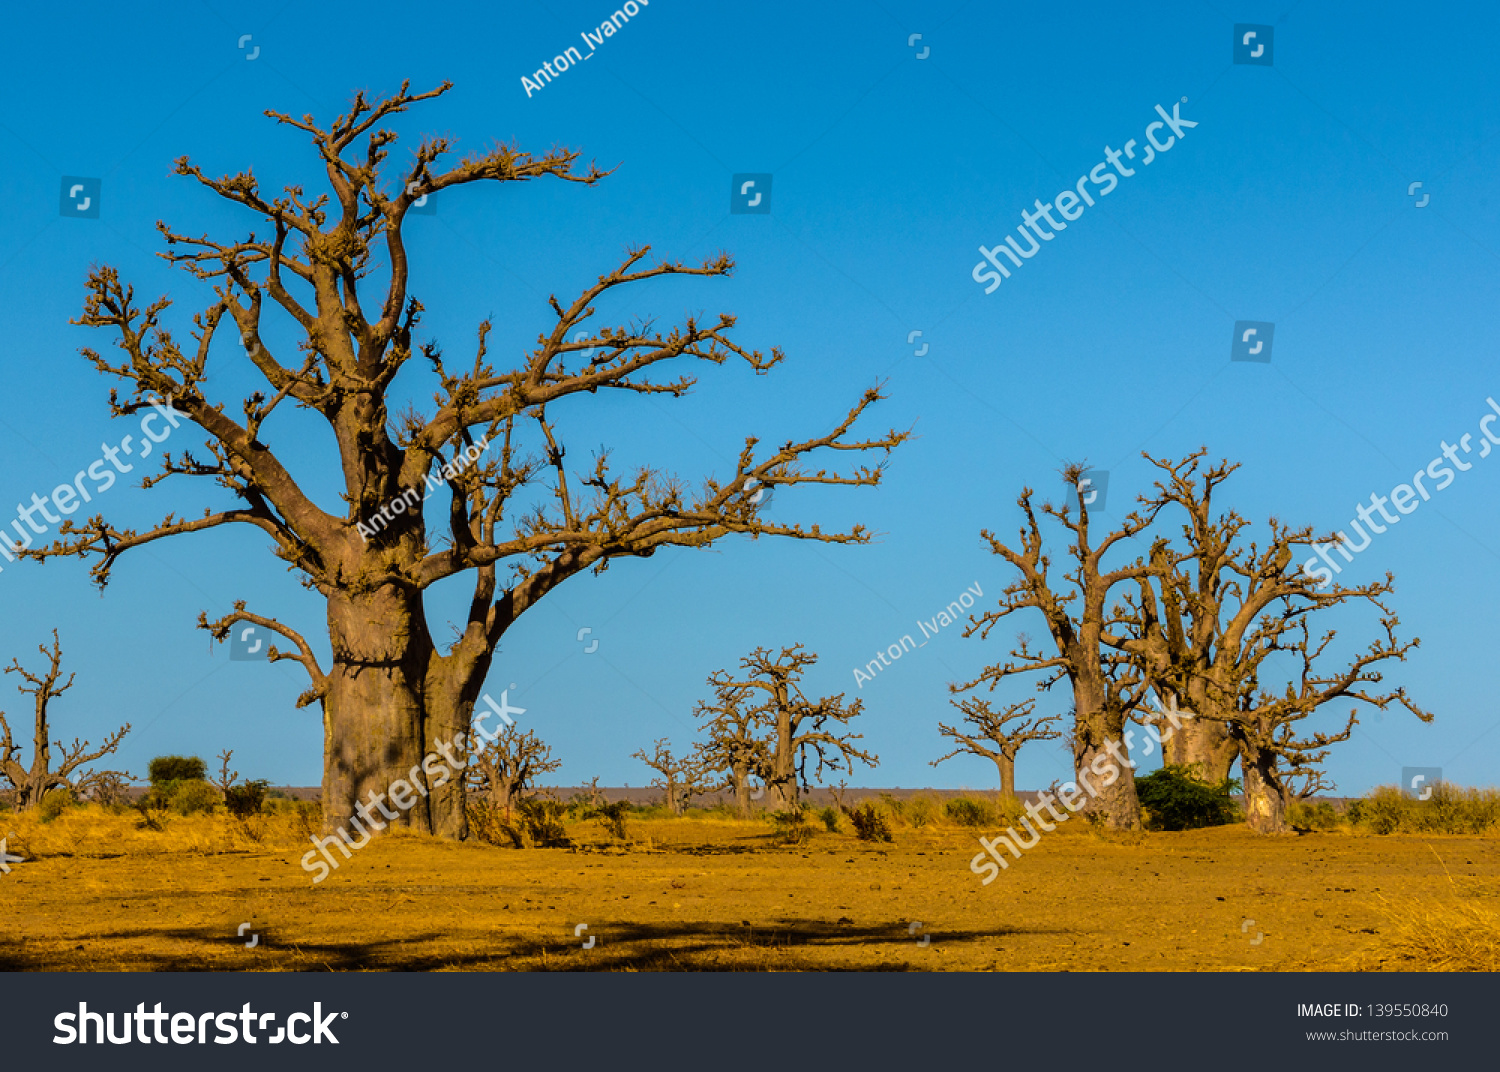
(467, 724), (562, 819)
(31, 80), (905, 838)
(932, 697), (1060, 799)
(1220, 615), (1428, 834)
(0, 632), (131, 811)
(965, 467), (1166, 829)
(707, 646), (877, 811)
(632, 738), (705, 816)
(694, 676), (770, 816)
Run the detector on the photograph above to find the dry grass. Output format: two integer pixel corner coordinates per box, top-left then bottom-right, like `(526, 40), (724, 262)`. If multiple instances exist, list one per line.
(4, 802), (1498, 971)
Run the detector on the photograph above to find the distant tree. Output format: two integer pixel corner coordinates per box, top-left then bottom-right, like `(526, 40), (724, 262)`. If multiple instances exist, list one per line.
(694, 677), (769, 816)
(467, 724), (562, 819)
(932, 697), (1061, 799)
(0, 632), (130, 811)
(209, 749), (239, 796)
(149, 755), (207, 785)
(632, 738), (706, 816)
(705, 646), (877, 811)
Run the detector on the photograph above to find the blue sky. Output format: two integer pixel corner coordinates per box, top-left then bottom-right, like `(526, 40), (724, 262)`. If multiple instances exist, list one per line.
(0, 0), (1496, 795)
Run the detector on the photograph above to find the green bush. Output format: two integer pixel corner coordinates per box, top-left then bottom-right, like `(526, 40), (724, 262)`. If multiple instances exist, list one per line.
(1134, 765), (1239, 831)
(167, 780), (221, 816)
(818, 805), (841, 833)
(844, 802), (894, 842)
(945, 796), (998, 828)
(224, 779), (270, 818)
(38, 787), (74, 822)
(149, 755), (207, 786)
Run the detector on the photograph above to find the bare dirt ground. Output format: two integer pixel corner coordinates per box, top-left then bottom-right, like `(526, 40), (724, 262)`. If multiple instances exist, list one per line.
(3, 814), (1495, 971)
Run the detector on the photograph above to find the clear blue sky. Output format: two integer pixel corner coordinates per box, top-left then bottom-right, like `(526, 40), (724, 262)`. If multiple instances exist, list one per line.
(1, 0), (1496, 795)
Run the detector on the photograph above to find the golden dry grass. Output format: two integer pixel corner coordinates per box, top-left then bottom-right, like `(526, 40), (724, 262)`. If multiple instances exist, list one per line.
(1, 804), (1495, 971)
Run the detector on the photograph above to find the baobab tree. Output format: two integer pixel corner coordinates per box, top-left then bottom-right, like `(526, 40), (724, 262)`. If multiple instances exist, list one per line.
(707, 646), (876, 810)
(1113, 451), (1389, 783)
(28, 81), (905, 838)
(963, 466), (1166, 829)
(1109, 452), (1430, 832)
(0, 632), (130, 811)
(632, 739), (706, 816)
(932, 697), (1060, 799)
(1219, 614), (1427, 834)
(466, 724), (562, 819)
(694, 675), (770, 816)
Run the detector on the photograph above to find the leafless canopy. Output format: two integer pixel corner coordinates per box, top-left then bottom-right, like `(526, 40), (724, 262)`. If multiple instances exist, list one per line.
(707, 645), (877, 810)
(0, 632), (131, 810)
(21, 79), (908, 837)
(631, 738), (707, 816)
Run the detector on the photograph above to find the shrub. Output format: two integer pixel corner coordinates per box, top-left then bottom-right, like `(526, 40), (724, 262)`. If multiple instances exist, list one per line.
(148, 755), (207, 786)
(877, 793), (907, 824)
(516, 797), (569, 847)
(945, 796), (998, 828)
(1134, 765), (1239, 831)
(1349, 784), (1500, 836)
(594, 800), (631, 841)
(167, 780), (221, 816)
(770, 806), (814, 845)
(818, 805), (841, 833)
(1288, 799), (1341, 832)
(38, 787), (74, 823)
(844, 802), (894, 842)
(224, 779), (270, 818)
(905, 793), (939, 829)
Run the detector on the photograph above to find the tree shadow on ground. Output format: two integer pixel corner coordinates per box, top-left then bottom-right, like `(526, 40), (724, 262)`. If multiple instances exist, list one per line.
(11, 918), (1068, 971)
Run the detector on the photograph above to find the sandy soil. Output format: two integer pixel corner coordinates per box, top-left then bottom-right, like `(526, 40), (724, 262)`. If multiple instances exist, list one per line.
(2, 815), (1494, 971)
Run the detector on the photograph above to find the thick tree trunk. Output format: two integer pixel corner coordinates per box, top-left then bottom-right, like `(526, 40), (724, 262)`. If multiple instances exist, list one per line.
(1072, 704), (1141, 830)
(320, 585), (470, 837)
(731, 764), (752, 816)
(767, 709), (798, 810)
(1241, 747), (1289, 834)
(665, 780), (683, 816)
(489, 780), (515, 819)
(1163, 716), (1238, 784)
(995, 754), (1016, 799)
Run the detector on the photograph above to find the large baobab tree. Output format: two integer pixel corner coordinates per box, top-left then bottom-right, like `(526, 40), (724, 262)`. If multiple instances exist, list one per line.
(964, 466), (1166, 829)
(632, 739), (705, 817)
(1111, 451), (1430, 832)
(708, 645), (876, 811)
(0, 633), (131, 811)
(466, 723), (562, 819)
(29, 81), (904, 838)
(932, 697), (1060, 799)
(694, 674), (770, 816)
